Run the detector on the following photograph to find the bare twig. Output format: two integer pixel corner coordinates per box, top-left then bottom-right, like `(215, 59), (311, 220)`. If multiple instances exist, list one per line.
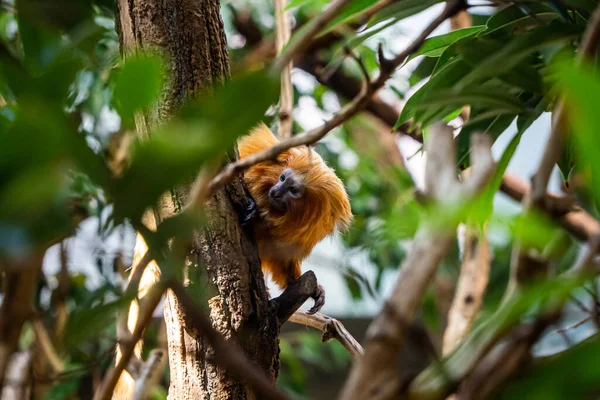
(272, 0), (353, 72)
(209, 0), (467, 195)
(289, 310), (364, 358)
(168, 281), (291, 400)
(274, 0), (294, 139)
(340, 123), (495, 400)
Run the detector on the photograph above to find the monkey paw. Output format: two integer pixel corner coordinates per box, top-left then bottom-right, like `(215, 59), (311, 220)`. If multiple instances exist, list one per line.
(307, 284), (325, 314)
(242, 196), (258, 227)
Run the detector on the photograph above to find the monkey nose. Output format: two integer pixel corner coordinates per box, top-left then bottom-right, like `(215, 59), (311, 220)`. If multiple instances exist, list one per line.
(269, 187), (282, 200)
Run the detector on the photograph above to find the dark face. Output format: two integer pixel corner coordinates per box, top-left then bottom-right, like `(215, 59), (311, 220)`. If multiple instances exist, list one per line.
(268, 168), (304, 212)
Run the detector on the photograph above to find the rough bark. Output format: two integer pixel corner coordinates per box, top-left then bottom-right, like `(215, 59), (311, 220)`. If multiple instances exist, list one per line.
(115, 0), (279, 398)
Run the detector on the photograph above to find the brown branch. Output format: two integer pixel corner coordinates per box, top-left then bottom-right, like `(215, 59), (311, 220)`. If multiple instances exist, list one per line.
(340, 124), (495, 400)
(272, 0), (353, 72)
(288, 310), (364, 358)
(168, 280), (291, 400)
(274, 0), (294, 139)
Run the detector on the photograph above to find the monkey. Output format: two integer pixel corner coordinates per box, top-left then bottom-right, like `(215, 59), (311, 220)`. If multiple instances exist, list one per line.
(238, 123), (353, 314)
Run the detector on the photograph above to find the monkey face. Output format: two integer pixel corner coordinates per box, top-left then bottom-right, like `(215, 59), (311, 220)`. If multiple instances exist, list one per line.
(268, 168), (305, 212)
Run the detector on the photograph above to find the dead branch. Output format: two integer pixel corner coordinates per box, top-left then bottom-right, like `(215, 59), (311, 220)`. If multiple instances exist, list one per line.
(274, 0), (294, 139)
(340, 123), (495, 400)
(289, 310), (364, 358)
(168, 281), (291, 400)
(443, 224), (491, 355)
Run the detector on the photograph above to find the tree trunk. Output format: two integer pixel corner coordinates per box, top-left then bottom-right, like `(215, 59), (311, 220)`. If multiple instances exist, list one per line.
(115, 0), (280, 398)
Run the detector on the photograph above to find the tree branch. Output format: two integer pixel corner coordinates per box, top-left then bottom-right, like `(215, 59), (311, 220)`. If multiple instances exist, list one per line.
(274, 0), (294, 139)
(288, 310), (364, 358)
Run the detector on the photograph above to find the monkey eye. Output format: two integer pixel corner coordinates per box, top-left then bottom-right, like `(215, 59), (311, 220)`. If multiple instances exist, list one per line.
(279, 174), (285, 182)
(289, 187), (299, 196)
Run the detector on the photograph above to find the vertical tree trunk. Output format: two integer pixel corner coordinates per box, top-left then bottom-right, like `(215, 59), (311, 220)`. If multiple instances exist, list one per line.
(115, 0), (280, 398)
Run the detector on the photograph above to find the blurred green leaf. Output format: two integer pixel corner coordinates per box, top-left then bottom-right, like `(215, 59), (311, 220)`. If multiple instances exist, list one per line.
(112, 69), (278, 221)
(66, 293), (133, 348)
(112, 53), (164, 127)
(495, 336), (600, 400)
(555, 61), (600, 203)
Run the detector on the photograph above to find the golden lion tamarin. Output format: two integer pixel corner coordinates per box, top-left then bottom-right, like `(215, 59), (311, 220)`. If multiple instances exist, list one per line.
(238, 123), (353, 313)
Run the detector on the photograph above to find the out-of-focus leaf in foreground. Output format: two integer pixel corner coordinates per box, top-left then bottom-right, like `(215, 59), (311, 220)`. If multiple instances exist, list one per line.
(555, 61), (600, 206)
(111, 69), (278, 221)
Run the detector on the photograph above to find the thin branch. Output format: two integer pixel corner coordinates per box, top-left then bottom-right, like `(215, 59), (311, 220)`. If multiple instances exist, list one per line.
(272, 0), (353, 72)
(289, 310), (364, 358)
(168, 280), (291, 400)
(32, 318), (64, 374)
(442, 223), (491, 355)
(274, 0), (294, 139)
(208, 0), (467, 195)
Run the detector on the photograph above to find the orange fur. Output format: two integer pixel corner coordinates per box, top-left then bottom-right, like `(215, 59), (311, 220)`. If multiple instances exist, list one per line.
(238, 123), (352, 288)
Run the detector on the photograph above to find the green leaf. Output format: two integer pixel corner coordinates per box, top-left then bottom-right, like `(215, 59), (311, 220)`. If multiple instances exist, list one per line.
(407, 26), (484, 62)
(112, 53), (164, 127)
(409, 56), (437, 86)
(457, 23), (583, 88)
(496, 336), (600, 400)
(555, 61), (600, 203)
(456, 112), (516, 168)
(396, 58), (471, 129)
(483, 3), (557, 36)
